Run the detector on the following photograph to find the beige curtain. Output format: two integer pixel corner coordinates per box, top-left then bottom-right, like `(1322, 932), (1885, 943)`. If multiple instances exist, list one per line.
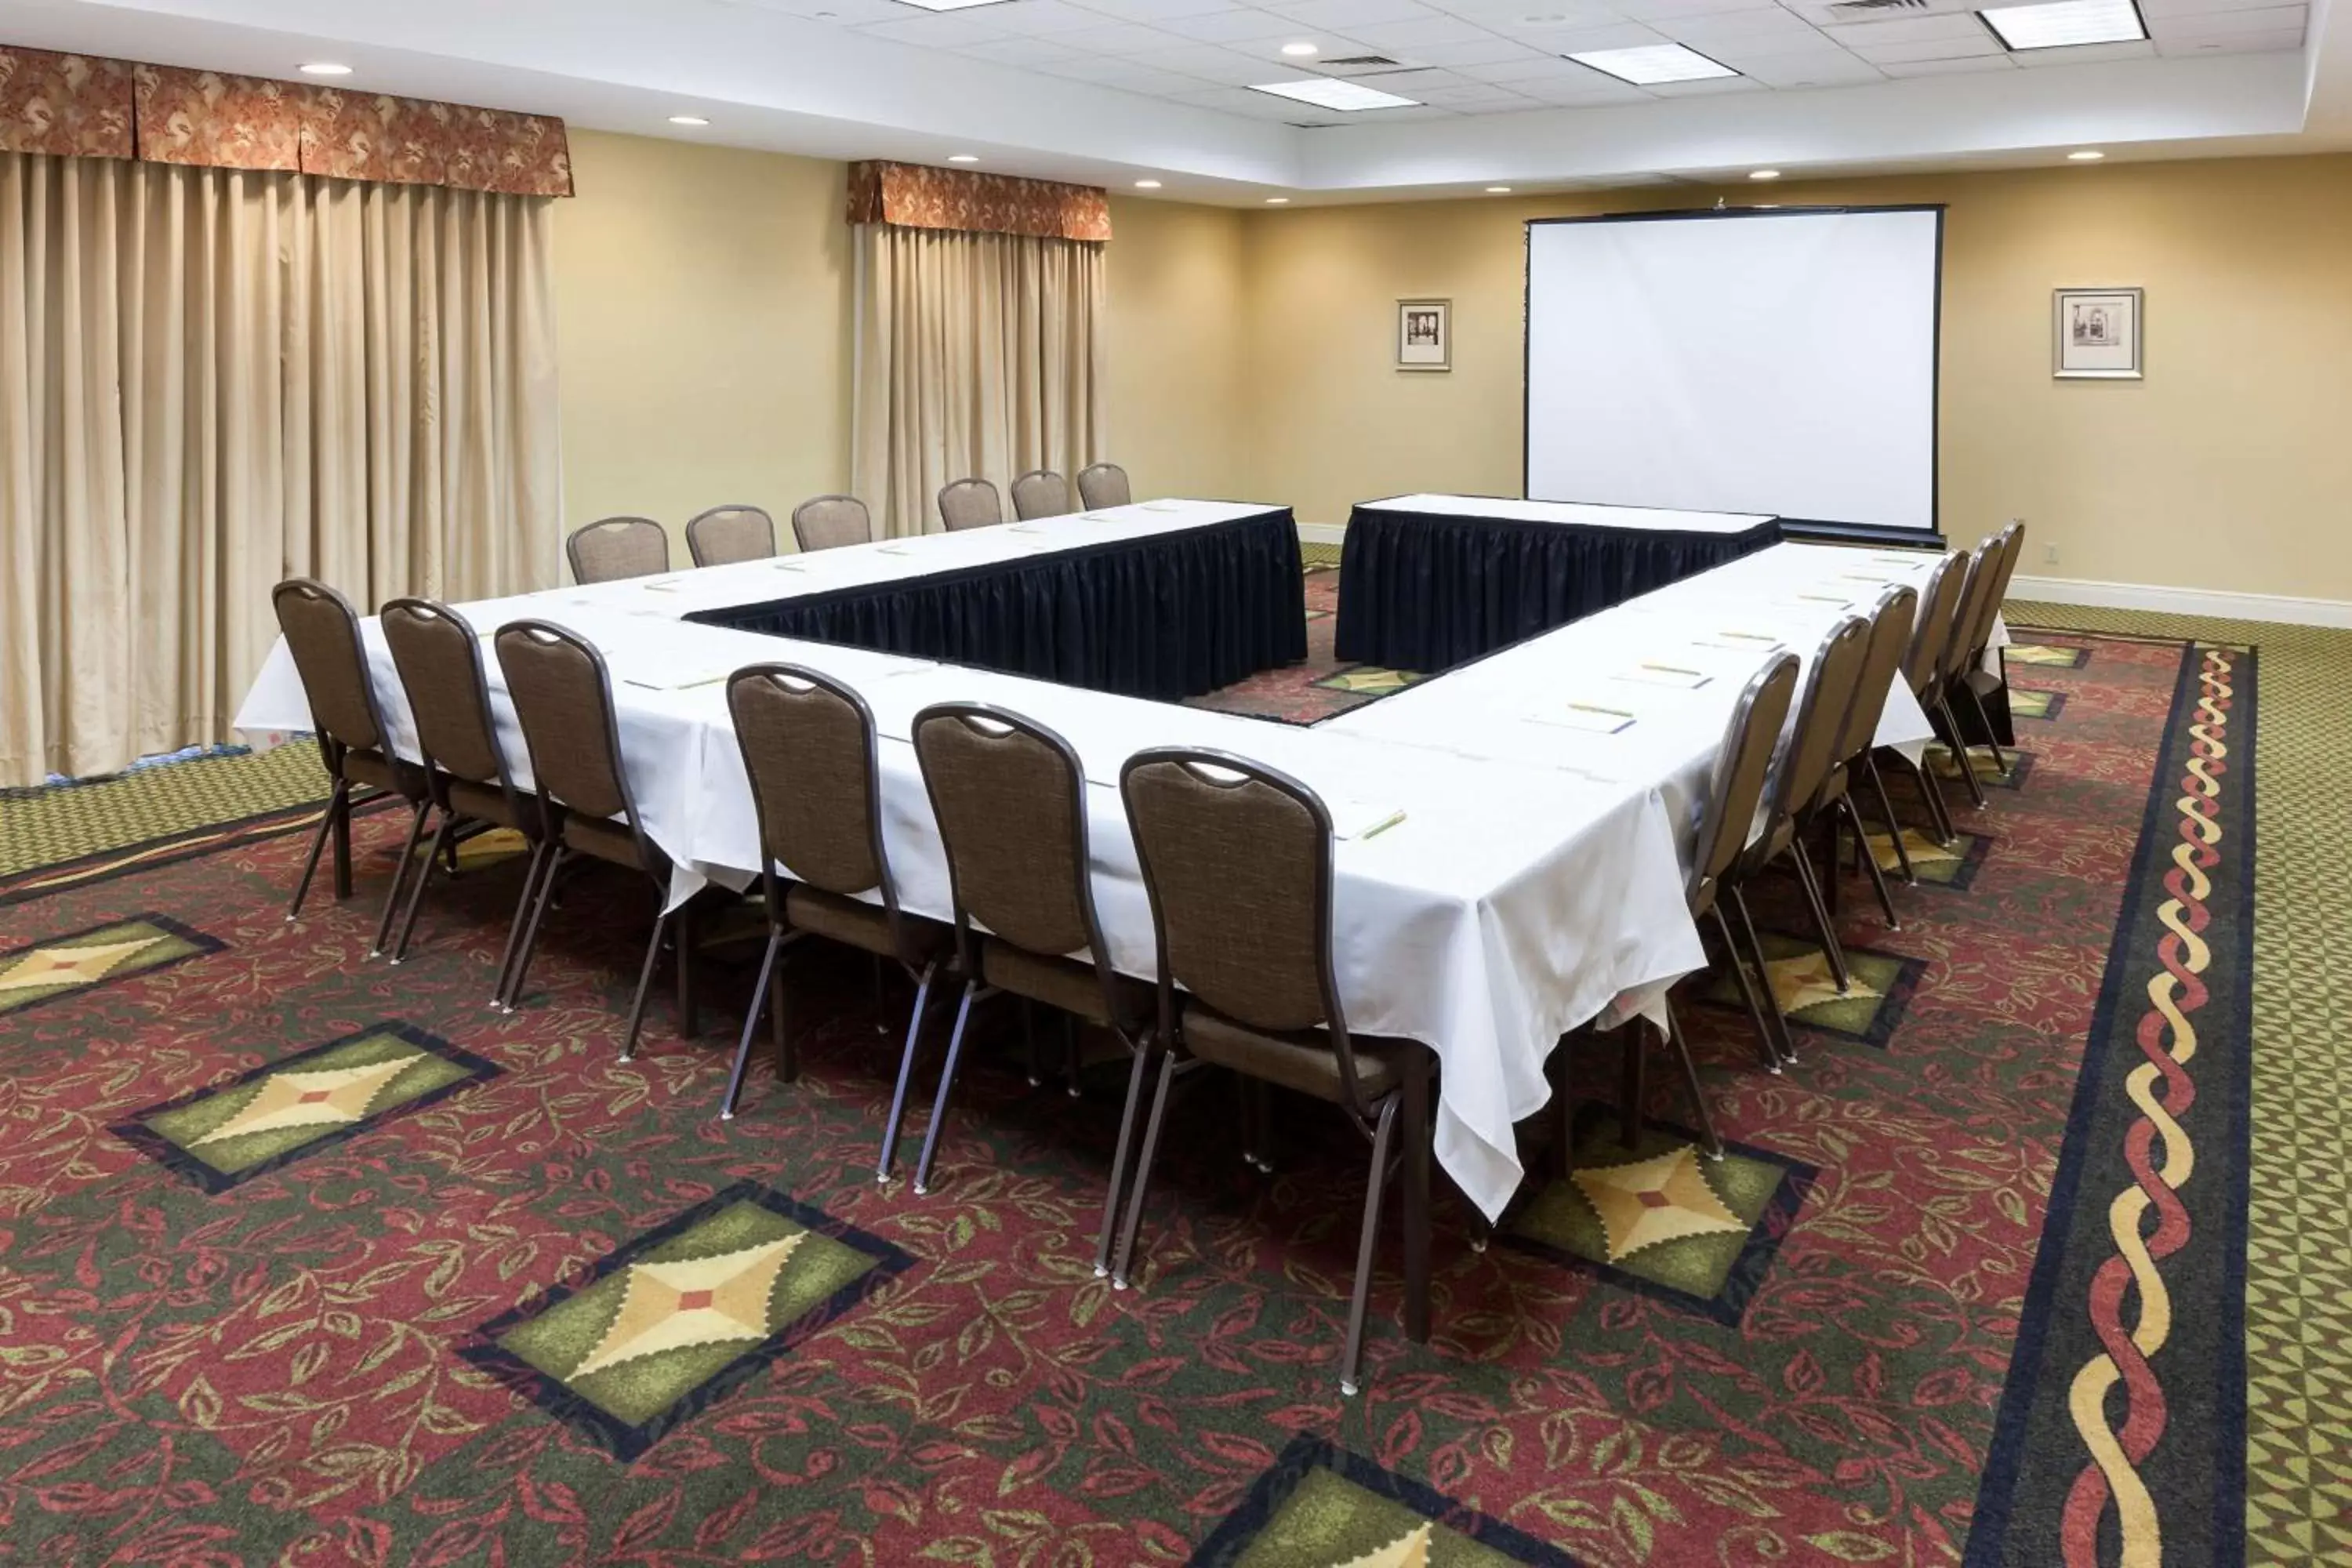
(0, 150), (559, 788)
(852, 222), (1105, 539)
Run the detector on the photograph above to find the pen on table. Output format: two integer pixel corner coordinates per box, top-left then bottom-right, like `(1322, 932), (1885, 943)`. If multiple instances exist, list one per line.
(1359, 811), (1407, 840)
(1567, 701), (1635, 719)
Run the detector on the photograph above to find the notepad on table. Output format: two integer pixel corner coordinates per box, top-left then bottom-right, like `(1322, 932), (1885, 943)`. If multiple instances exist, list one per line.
(637, 577), (684, 593)
(1616, 661), (1713, 690)
(1327, 797), (1407, 840)
(1692, 630), (1783, 652)
(1784, 592), (1853, 608)
(1540, 702), (1638, 735)
(877, 543), (915, 555)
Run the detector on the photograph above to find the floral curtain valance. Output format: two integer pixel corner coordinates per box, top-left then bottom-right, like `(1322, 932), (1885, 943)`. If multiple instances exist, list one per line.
(0, 44), (572, 198)
(848, 160), (1110, 243)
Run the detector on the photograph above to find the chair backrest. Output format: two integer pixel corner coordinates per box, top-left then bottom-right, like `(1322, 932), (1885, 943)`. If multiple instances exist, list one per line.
(911, 704), (1106, 968)
(685, 504), (776, 568)
(1959, 528), (2013, 661)
(938, 478), (1003, 532)
(380, 598), (508, 788)
(1985, 520), (2027, 627)
(1075, 463), (1131, 511)
(791, 494), (873, 554)
(493, 621), (639, 831)
(1940, 536), (2004, 684)
(1827, 583), (1918, 768)
(567, 517), (670, 585)
(1764, 615), (1871, 829)
(1010, 469), (1070, 521)
(726, 663), (893, 911)
(271, 579), (387, 755)
(1688, 654), (1800, 913)
(1902, 552), (1965, 698)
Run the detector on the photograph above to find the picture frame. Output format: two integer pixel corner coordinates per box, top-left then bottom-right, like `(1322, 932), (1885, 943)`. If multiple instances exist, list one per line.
(2053, 287), (2142, 379)
(1397, 298), (1450, 372)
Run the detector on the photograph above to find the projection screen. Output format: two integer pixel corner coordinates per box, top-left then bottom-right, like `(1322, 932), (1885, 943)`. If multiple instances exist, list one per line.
(1524, 206), (1943, 535)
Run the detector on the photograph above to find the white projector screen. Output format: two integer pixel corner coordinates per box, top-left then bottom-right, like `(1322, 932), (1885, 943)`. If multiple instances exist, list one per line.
(1524, 207), (1942, 534)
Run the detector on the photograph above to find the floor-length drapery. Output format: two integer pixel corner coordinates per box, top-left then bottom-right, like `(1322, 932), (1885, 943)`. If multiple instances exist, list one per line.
(852, 221), (1105, 539)
(0, 150), (559, 787)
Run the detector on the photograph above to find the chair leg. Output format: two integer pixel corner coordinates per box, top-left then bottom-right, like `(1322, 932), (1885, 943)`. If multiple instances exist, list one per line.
(1730, 886), (1801, 1069)
(1096, 1040), (1156, 1279)
(1400, 1052), (1432, 1345)
(673, 901), (699, 1040)
(389, 810), (456, 964)
(1022, 999), (1042, 1088)
(913, 981), (980, 1196)
(1916, 756), (1959, 846)
(1935, 695), (1990, 809)
(1788, 843), (1852, 993)
(331, 788), (354, 901)
(620, 909), (673, 1064)
(1709, 905), (1784, 1073)
(491, 843), (552, 1009)
(870, 952), (888, 1036)
(1616, 1025), (1645, 1150)
(499, 845), (566, 1014)
(1064, 1013), (1083, 1099)
(1841, 797), (1901, 931)
(1864, 754), (1917, 885)
(1339, 1094), (1401, 1399)
(286, 780), (348, 922)
(771, 946), (797, 1085)
(371, 801), (430, 957)
(1112, 1052), (1185, 1289)
(1662, 999), (1724, 1162)
(1963, 681), (2011, 772)
(720, 930), (786, 1120)
(1249, 1079), (1275, 1173)
(877, 964), (942, 1184)
(1817, 812), (1842, 920)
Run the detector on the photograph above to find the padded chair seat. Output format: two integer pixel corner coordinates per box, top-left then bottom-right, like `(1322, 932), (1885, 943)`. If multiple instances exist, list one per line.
(1178, 1000), (1416, 1105)
(445, 778), (541, 837)
(785, 884), (951, 965)
(343, 747), (422, 798)
(562, 812), (654, 870)
(980, 939), (1150, 1027)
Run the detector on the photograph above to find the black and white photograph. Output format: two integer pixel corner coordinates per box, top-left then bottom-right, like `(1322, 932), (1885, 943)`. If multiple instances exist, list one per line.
(1397, 297), (1450, 370)
(2054, 286), (2143, 378)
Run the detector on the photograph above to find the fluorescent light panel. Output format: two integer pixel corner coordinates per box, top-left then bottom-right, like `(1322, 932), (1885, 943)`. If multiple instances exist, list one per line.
(1567, 45), (1737, 85)
(1249, 78), (1420, 111)
(890, 0), (1017, 11)
(1978, 0), (2147, 49)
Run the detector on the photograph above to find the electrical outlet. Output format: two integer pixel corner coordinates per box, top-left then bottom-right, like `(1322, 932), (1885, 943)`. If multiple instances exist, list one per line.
(2044, 543), (2059, 565)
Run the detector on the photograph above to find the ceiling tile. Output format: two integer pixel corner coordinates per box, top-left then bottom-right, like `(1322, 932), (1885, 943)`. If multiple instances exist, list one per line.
(1511, 68), (1658, 99)
(737, 0), (909, 22)
(1036, 53), (1214, 89)
(1643, 72), (1769, 93)
(1154, 8), (1327, 39)
(1167, 82), (1324, 113)
(1265, 0), (1450, 30)
(1127, 40), (1304, 76)
(955, 34), (1091, 63)
(1457, 53), (1611, 78)
(2154, 25), (2306, 51)
(1733, 49), (1886, 83)
(1046, 19), (1192, 49)
(2012, 38), (2159, 62)
(1345, 13), (1515, 45)
(1497, 20), (1674, 48)
(1225, 31), (1387, 59)
(1660, 9), (1828, 46)
(1390, 35), (1560, 63)
(855, 13), (1023, 46)
(2140, 0), (2304, 13)
(1875, 53), (2017, 74)
(1844, 34), (2007, 62)
(980, 1), (1131, 34)
(1425, 0), (1624, 21)
(1820, 13), (2002, 45)
(1605, 0), (1788, 19)
(2149, 4), (2304, 35)
(1065, 0), (1253, 20)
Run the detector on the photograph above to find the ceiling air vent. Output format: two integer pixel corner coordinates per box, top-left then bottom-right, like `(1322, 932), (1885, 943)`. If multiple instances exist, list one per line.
(1826, 0), (1936, 12)
(1319, 54), (1404, 67)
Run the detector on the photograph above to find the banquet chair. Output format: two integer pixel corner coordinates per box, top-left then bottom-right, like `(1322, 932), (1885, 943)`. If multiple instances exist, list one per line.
(270, 579), (429, 935)
(1802, 583), (1918, 928)
(1011, 469), (1072, 521)
(685, 503), (778, 568)
(1929, 536), (2007, 810)
(790, 494), (873, 553)
(908, 705), (1156, 1270)
(720, 666), (956, 1157)
(1076, 463), (1131, 510)
(494, 621), (701, 1055)
(1113, 746), (1432, 1397)
(1881, 551), (1967, 849)
(566, 517), (670, 585)
(377, 599), (547, 993)
(1952, 521), (2027, 771)
(937, 478), (1004, 532)
(1722, 614), (1872, 1000)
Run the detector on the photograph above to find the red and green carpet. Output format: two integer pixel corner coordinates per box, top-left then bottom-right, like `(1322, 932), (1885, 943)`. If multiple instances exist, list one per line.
(0, 605), (2256, 1566)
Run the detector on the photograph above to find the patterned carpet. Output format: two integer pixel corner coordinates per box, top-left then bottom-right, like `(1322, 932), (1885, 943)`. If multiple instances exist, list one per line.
(0, 584), (2314, 1564)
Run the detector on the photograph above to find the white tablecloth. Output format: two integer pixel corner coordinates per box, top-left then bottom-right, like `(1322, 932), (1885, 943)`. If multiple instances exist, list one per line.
(234, 520), (1989, 1221)
(1359, 492), (1777, 535)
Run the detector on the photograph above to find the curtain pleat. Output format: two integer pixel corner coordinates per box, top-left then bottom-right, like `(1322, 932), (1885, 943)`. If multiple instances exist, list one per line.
(0, 150), (559, 786)
(852, 222), (1105, 539)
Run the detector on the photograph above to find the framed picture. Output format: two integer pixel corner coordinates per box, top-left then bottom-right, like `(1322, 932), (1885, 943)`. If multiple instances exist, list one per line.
(2053, 287), (2142, 379)
(1397, 298), (1450, 372)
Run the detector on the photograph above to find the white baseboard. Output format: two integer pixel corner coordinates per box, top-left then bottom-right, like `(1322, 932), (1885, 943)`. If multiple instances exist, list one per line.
(2007, 574), (2352, 630)
(1298, 521), (1346, 546)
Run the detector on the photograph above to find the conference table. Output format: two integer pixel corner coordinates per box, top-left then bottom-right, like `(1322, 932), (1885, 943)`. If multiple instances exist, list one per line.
(1334, 493), (1784, 673)
(236, 498), (1961, 1223)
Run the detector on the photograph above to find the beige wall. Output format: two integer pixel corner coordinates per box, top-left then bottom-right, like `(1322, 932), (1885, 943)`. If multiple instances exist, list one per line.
(1236, 154), (2352, 604)
(1102, 194), (1250, 503)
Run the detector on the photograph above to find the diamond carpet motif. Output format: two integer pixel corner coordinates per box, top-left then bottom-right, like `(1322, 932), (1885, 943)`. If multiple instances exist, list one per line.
(0, 914), (222, 1014)
(1192, 1435), (1573, 1566)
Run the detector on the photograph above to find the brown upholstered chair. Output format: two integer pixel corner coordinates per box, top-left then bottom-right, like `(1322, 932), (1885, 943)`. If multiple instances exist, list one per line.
(270, 579), (428, 940)
(1010, 469), (1071, 521)
(720, 665), (956, 1156)
(1882, 551), (1967, 845)
(1802, 583), (1918, 928)
(1075, 463), (1131, 511)
(909, 704), (1157, 1272)
(494, 621), (699, 1054)
(1954, 521), (2026, 771)
(685, 504), (777, 568)
(937, 479), (1003, 532)
(378, 598), (546, 994)
(1930, 536), (2006, 809)
(790, 495), (873, 554)
(1116, 747), (1432, 1396)
(1722, 615), (1872, 1004)
(566, 517), (670, 585)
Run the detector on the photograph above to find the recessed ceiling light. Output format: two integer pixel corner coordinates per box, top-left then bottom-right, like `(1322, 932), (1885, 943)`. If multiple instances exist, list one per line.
(299, 62), (353, 77)
(890, 0), (1019, 9)
(1567, 45), (1738, 85)
(1135, 179), (1163, 189)
(1977, 0), (2147, 50)
(948, 154), (980, 164)
(1749, 169), (1780, 180)
(668, 115), (710, 126)
(1486, 185), (1513, 193)
(2067, 148), (2106, 161)
(1265, 197), (1290, 205)
(1281, 41), (1320, 57)
(1249, 78), (1420, 111)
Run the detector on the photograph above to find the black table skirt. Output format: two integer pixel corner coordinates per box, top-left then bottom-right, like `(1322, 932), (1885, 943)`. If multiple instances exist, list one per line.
(687, 507), (1307, 702)
(1334, 502), (1783, 674)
